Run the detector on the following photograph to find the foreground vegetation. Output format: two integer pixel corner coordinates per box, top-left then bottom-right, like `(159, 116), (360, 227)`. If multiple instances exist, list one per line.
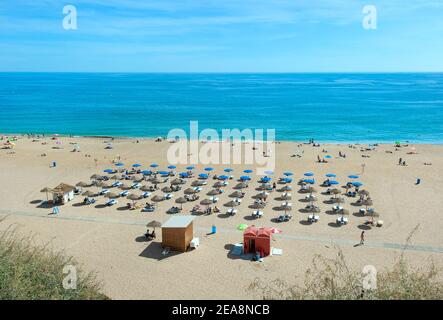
(0, 221), (108, 300)
(249, 248), (442, 300)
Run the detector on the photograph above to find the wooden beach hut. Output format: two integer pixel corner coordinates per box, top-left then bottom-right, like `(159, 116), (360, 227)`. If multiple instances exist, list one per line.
(161, 216), (196, 252)
(50, 183), (76, 205)
(243, 226), (272, 257)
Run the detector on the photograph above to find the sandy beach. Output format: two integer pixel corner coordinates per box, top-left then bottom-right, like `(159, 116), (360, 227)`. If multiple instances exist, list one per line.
(1, 135), (442, 299)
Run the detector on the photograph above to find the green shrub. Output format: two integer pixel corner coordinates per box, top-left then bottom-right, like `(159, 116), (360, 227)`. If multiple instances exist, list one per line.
(0, 222), (108, 300)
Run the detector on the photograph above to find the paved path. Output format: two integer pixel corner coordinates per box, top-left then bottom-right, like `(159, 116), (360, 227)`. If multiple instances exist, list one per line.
(1, 209), (442, 254)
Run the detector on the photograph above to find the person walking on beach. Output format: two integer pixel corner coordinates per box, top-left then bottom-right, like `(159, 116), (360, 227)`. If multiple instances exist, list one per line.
(360, 231), (365, 245)
(398, 157), (402, 165)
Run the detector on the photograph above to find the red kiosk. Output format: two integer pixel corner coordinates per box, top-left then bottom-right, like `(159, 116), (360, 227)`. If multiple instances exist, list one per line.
(243, 226), (272, 257)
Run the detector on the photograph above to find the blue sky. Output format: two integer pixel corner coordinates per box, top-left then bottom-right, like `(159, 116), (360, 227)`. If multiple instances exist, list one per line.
(1, 0), (443, 72)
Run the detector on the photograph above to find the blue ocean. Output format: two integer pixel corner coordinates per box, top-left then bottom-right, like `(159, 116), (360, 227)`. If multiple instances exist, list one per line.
(1, 73), (442, 143)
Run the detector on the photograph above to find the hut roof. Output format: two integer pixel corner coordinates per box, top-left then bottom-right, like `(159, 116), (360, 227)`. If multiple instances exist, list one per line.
(243, 226), (272, 239)
(51, 183), (76, 194)
(162, 216), (195, 228)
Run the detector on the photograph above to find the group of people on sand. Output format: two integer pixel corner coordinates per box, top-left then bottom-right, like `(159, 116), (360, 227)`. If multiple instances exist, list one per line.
(398, 158), (408, 166)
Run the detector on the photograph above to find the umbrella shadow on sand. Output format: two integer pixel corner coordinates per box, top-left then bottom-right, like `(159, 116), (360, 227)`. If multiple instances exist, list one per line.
(139, 242), (182, 261)
(37, 202), (53, 209)
(30, 200), (42, 205)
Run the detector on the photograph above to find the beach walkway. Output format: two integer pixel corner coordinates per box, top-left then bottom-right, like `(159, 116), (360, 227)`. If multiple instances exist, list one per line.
(1, 209), (442, 254)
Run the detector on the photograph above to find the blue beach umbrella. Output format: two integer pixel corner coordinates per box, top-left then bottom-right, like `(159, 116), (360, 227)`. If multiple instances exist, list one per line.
(326, 173), (336, 178)
(158, 171), (169, 175)
(324, 155), (332, 159)
(103, 169), (114, 173)
(167, 165), (177, 169)
(240, 176), (251, 181)
(224, 168), (233, 173)
(204, 167), (214, 172)
(115, 162), (124, 167)
(282, 178), (293, 183)
(283, 172), (294, 176)
(179, 172), (189, 178)
(329, 180), (339, 185)
(132, 164), (141, 168)
(219, 175), (229, 180)
(243, 169), (253, 174)
(141, 170), (152, 175)
(304, 172), (314, 177)
(261, 177), (272, 183)
(303, 179), (315, 184)
(186, 166), (195, 170)
(348, 175), (359, 179)
(352, 181), (363, 187)
(199, 173), (209, 179)
(150, 163), (159, 168)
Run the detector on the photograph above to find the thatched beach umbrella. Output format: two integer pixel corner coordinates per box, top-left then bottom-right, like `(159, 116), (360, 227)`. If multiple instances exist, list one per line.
(146, 220), (162, 232)
(175, 196), (187, 209)
(200, 199), (213, 207)
(151, 178), (162, 185)
(90, 174), (102, 181)
(362, 199), (373, 210)
(105, 192), (119, 199)
(192, 180), (205, 187)
(236, 182), (248, 189)
(171, 178), (184, 185)
(306, 186), (317, 195)
(252, 202), (265, 209)
(366, 210), (380, 223)
(207, 189), (221, 196)
(225, 200), (240, 208)
(76, 181), (89, 188)
(358, 189), (370, 196)
(151, 195), (164, 202)
(82, 190), (96, 197)
(127, 193), (141, 201)
(280, 194), (292, 200)
(110, 174), (122, 181)
(119, 183), (131, 190)
(213, 181), (225, 188)
(140, 185), (151, 192)
(40, 187), (52, 201)
(230, 191), (244, 198)
(184, 188), (197, 195)
(162, 186), (173, 193)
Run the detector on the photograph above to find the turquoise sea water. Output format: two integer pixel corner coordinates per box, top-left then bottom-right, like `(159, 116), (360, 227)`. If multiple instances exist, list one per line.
(0, 73), (442, 143)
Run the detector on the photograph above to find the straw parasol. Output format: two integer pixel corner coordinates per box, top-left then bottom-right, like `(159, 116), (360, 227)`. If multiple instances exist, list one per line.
(110, 174), (122, 181)
(213, 181), (225, 188)
(171, 178), (184, 185)
(151, 178), (162, 185)
(82, 190), (96, 197)
(76, 181), (89, 188)
(90, 174), (102, 180)
(252, 202), (265, 209)
(151, 195), (164, 202)
(192, 180), (205, 186)
(184, 187), (197, 195)
(175, 196), (187, 209)
(230, 191), (244, 198)
(40, 187), (52, 201)
(362, 199), (373, 210)
(358, 189), (370, 196)
(366, 210), (380, 223)
(306, 186), (317, 194)
(280, 194), (292, 200)
(146, 220), (162, 231)
(119, 183), (131, 190)
(235, 182), (248, 189)
(105, 192), (119, 199)
(127, 193), (141, 201)
(225, 200), (240, 208)
(200, 199), (213, 206)
(162, 186), (173, 193)
(207, 189), (221, 196)
(140, 185), (151, 192)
